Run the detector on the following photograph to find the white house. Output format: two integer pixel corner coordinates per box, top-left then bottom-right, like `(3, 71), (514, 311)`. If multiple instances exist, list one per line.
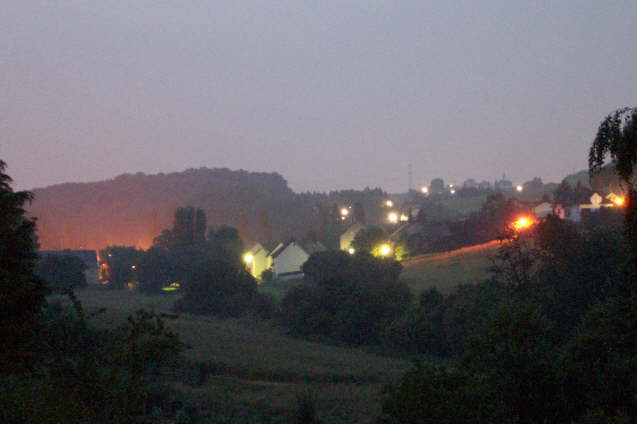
(339, 222), (366, 251)
(533, 202), (553, 219)
(244, 242), (272, 281)
(580, 192), (613, 211)
(269, 240), (326, 280)
(606, 192), (625, 206)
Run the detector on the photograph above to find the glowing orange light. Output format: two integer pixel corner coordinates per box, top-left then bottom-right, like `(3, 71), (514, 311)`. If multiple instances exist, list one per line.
(513, 217), (533, 231)
(614, 197), (625, 206)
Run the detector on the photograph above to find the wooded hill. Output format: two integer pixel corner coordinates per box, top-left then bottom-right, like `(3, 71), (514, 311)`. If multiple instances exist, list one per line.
(29, 167), (386, 251)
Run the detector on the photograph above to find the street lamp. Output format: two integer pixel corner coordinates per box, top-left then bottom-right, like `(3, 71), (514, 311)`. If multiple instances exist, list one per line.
(387, 212), (399, 224)
(512, 217), (534, 231)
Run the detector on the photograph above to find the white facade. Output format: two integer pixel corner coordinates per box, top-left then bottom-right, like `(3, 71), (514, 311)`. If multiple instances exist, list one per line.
(271, 241), (310, 278)
(533, 202), (553, 219)
(245, 243), (272, 281)
(339, 223), (366, 250)
(581, 193), (603, 210)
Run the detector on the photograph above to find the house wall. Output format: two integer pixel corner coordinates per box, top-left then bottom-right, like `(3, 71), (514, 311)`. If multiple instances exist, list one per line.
(534, 202), (553, 219)
(339, 224), (364, 250)
(272, 243), (309, 277)
(249, 250), (271, 281)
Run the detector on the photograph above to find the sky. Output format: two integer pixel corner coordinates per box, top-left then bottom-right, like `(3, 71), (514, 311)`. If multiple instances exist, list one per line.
(1, 1), (636, 193)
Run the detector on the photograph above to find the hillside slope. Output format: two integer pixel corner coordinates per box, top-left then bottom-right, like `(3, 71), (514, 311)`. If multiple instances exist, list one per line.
(29, 167), (387, 251)
(401, 240), (500, 294)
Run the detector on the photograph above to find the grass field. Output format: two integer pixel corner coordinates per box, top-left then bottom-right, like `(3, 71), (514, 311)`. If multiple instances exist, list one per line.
(73, 289), (411, 423)
(64, 241), (499, 422)
(400, 240), (500, 295)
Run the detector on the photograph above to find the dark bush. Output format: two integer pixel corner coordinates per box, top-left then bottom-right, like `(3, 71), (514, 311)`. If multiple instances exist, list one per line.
(174, 259), (258, 318)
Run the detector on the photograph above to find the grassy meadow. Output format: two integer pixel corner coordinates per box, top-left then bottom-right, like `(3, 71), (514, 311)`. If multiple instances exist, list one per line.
(400, 240), (499, 294)
(73, 289), (411, 423)
(63, 243), (497, 422)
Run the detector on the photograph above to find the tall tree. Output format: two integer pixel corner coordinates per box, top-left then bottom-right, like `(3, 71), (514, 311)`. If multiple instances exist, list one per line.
(0, 160), (49, 372)
(589, 107), (637, 269)
(153, 206), (207, 248)
(354, 201), (366, 224)
(194, 207), (207, 244)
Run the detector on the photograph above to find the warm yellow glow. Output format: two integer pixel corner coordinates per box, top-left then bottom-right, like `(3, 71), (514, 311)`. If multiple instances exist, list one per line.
(614, 197), (625, 206)
(385, 200), (394, 207)
(348, 247), (355, 255)
(243, 253), (254, 264)
(421, 186), (428, 194)
(400, 213), (409, 222)
(387, 212), (399, 224)
(516, 185), (523, 192)
(513, 217), (533, 231)
(340, 207), (350, 216)
(162, 282), (181, 292)
(131, 265), (137, 270)
(379, 244), (392, 257)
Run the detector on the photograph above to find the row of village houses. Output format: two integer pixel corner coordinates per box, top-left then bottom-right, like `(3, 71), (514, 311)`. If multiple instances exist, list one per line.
(531, 191), (624, 221)
(236, 191), (624, 281)
(39, 191), (625, 285)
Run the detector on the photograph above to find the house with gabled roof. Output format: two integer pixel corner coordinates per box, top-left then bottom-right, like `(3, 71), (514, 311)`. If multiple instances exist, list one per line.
(580, 192), (614, 211)
(339, 222), (366, 251)
(533, 202), (553, 219)
(244, 242), (274, 281)
(268, 239), (326, 280)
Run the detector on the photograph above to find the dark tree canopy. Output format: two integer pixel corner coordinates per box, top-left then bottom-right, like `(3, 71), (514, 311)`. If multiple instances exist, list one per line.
(589, 107), (637, 268)
(350, 226), (389, 254)
(174, 259), (258, 317)
(36, 254), (87, 289)
(0, 159), (49, 372)
(155, 206), (207, 248)
(589, 107), (637, 184)
(99, 246), (143, 289)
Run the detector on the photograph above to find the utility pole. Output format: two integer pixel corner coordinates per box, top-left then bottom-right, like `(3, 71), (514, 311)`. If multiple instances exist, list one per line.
(408, 162), (413, 193)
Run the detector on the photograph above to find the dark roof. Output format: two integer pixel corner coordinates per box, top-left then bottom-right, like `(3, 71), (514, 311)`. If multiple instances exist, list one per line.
(39, 249), (98, 269)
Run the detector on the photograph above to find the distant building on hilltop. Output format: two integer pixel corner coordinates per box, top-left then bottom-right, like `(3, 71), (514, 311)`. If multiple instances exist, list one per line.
(463, 178), (479, 189)
(495, 174), (513, 191)
(478, 180), (492, 191)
